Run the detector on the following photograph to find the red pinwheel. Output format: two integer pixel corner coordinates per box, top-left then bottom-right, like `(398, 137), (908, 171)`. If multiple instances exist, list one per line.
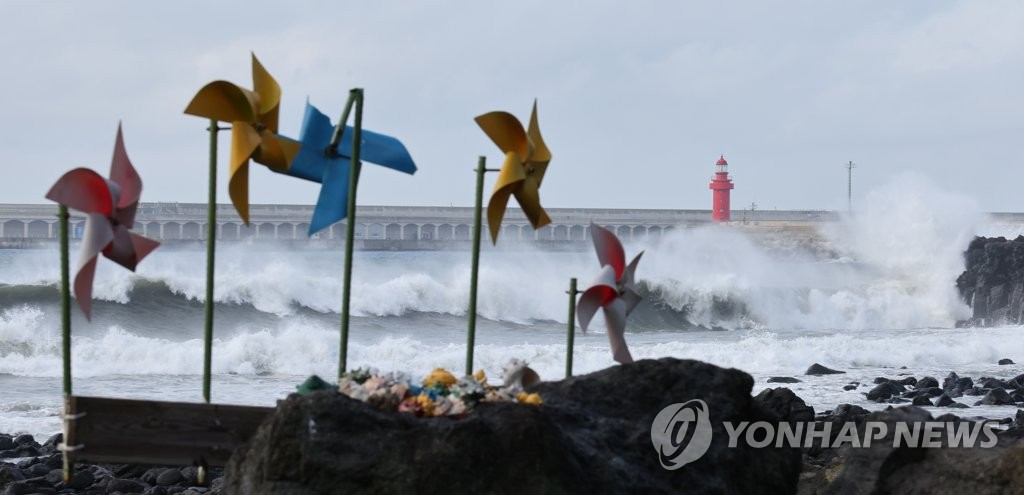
(45, 124), (160, 320)
(577, 223), (644, 364)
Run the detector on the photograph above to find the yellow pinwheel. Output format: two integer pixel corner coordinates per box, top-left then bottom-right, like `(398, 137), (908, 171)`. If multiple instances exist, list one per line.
(184, 53), (300, 223)
(475, 100), (552, 244)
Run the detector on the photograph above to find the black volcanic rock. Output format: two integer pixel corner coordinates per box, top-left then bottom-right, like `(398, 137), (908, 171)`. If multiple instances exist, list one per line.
(866, 382), (904, 402)
(225, 359), (802, 495)
(767, 376), (802, 384)
(800, 407), (1024, 494)
(806, 363), (846, 375)
(957, 236), (1024, 326)
(912, 396), (933, 406)
(977, 388), (1016, 406)
(754, 387), (815, 423)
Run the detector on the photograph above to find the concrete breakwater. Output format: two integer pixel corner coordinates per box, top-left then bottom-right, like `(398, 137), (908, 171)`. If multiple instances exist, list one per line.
(0, 202), (837, 250)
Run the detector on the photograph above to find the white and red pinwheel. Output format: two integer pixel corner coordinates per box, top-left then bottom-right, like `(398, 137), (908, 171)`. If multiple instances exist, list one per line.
(577, 223), (644, 364)
(45, 124), (160, 320)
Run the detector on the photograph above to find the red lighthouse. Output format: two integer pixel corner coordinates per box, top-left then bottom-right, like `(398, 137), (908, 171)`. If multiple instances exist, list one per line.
(709, 155), (734, 222)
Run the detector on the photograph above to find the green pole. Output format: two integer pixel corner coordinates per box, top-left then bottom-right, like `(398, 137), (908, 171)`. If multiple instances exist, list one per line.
(466, 157), (486, 376)
(338, 88), (364, 379)
(59, 206), (71, 395)
(57, 205), (72, 483)
(566, 277), (577, 378)
(203, 120), (219, 403)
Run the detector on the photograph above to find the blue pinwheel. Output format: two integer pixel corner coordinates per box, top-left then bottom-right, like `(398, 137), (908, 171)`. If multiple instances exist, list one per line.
(284, 101), (416, 235)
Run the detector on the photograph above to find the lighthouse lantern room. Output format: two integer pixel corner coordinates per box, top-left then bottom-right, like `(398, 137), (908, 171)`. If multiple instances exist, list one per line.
(709, 155), (735, 222)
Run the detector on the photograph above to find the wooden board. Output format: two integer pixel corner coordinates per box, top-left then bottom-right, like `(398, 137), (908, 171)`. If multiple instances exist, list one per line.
(65, 396), (274, 466)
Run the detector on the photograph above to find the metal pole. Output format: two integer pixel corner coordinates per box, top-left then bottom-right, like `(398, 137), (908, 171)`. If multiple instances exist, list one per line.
(566, 277), (577, 378)
(846, 160), (855, 213)
(338, 89), (364, 378)
(203, 120), (219, 403)
(58, 206), (71, 395)
(466, 156), (486, 376)
(58, 205), (72, 483)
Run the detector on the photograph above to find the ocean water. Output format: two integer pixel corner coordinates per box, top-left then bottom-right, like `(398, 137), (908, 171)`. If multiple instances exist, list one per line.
(2, 179), (1023, 438)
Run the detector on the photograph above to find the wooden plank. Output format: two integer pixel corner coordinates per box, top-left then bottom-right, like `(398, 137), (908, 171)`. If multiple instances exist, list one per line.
(65, 396), (274, 466)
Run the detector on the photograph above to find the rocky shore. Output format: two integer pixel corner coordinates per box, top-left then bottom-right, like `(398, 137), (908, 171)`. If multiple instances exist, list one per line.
(0, 435), (223, 495)
(6, 359), (1023, 494)
(956, 235), (1024, 326)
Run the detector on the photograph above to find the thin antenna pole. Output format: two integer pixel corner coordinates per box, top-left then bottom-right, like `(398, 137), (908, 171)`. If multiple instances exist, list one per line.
(846, 160), (855, 213)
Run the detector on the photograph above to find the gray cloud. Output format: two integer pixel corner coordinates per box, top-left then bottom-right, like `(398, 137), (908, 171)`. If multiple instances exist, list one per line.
(2, 1), (1021, 213)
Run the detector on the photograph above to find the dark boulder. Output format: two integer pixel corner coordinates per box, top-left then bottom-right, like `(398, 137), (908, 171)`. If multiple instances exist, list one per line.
(912, 396), (933, 406)
(66, 469), (95, 491)
(999, 358), (1015, 365)
(866, 382), (904, 402)
(225, 358), (802, 494)
(902, 387), (943, 399)
(155, 468), (184, 486)
(936, 393), (957, 407)
(0, 466), (25, 485)
(916, 376), (939, 389)
(896, 376), (918, 386)
(981, 378), (1010, 390)
(754, 387), (814, 423)
(977, 388), (1016, 406)
(806, 363), (845, 375)
(767, 376), (801, 384)
(107, 477), (147, 493)
(1012, 410), (1024, 430)
(1007, 374), (1024, 389)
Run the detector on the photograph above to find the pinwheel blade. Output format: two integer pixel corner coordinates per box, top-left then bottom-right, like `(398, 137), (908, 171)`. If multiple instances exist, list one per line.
(621, 251), (644, 314)
(104, 226), (158, 272)
(228, 123), (262, 224)
(357, 129), (417, 174)
(128, 232), (161, 263)
(514, 174), (551, 230)
(590, 223), (626, 279)
(576, 265), (619, 333)
(474, 111), (528, 157)
(254, 131), (300, 173)
(45, 169), (114, 216)
(287, 102), (336, 183)
(308, 158), (353, 235)
(576, 284), (617, 334)
(74, 214), (116, 320)
(251, 53), (281, 131)
(602, 299), (634, 364)
(183, 81), (258, 123)
(525, 100), (551, 184)
(486, 152), (527, 243)
(108, 124), (142, 210)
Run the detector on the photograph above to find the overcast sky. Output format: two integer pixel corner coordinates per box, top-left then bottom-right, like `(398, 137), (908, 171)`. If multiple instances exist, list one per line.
(2, 1), (1022, 213)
